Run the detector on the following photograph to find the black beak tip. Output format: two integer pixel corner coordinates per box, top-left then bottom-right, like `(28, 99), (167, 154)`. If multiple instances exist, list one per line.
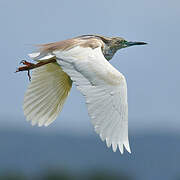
(140, 42), (148, 45)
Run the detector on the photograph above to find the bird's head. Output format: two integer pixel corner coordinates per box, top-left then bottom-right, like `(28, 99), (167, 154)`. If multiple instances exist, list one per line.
(110, 37), (147, 50)
(84, 35), (147, 60)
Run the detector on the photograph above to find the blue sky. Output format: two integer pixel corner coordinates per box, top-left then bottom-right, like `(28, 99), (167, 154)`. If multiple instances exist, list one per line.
(0, 0), (179, 134)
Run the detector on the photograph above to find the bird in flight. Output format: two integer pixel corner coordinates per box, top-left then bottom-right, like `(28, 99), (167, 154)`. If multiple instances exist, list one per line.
(17, 34), (147, 154)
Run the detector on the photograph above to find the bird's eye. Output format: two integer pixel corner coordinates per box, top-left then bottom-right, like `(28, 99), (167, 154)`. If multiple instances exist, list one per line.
(117, 40), (122, 43)
(118, 40), (126, 44)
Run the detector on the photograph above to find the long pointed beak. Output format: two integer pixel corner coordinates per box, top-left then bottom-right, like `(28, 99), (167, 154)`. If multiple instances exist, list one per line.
(127, 41), (147, 46)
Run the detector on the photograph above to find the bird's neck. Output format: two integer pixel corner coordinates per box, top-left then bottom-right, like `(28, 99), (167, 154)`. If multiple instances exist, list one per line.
(102, 43), (118, 61)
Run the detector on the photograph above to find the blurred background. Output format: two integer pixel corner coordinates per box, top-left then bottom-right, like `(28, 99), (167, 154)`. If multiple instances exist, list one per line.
(0, 0), (180, 179)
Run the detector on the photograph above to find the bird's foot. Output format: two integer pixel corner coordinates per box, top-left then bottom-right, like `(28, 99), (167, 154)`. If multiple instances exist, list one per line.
(16, 59), (56, 81)
(16, 60), (36, 81)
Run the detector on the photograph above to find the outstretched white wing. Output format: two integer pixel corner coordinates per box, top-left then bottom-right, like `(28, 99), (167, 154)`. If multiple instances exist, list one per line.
(53, 46), (131, 153)
(23, 62), (72, 127)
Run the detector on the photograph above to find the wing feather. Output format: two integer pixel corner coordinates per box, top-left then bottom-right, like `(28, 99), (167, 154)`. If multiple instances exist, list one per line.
(53, 46), (131, 153)
(23, 62), (72, 127)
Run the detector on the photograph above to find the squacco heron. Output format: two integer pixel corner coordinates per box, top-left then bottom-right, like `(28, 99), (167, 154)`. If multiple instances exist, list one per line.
(17, 35), (147, 153)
